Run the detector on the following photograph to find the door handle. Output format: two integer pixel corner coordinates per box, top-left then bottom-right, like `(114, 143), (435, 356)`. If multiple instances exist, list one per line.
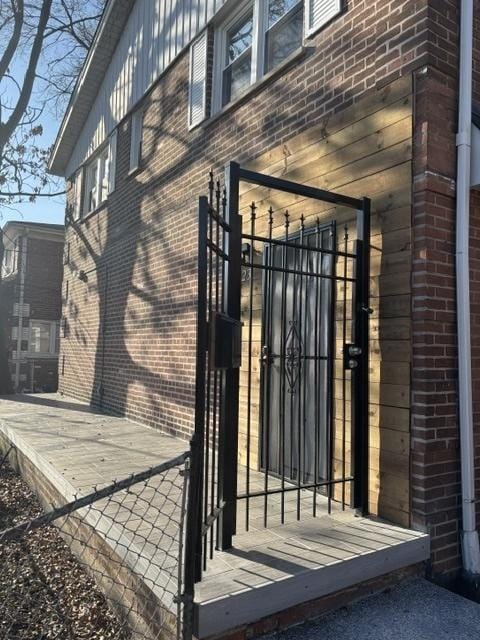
(260, 345), (271, 366)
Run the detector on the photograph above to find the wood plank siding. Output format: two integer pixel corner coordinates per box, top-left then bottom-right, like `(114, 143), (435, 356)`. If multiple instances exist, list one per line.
(238, 76), (413, 527)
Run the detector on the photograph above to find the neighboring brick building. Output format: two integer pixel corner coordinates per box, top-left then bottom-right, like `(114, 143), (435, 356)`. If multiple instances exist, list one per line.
(46, 0), (480, 589)
(0, 222), (64, 393)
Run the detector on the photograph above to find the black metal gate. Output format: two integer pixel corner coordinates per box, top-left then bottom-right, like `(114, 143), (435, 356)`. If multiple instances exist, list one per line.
(187, 162), (371, 581)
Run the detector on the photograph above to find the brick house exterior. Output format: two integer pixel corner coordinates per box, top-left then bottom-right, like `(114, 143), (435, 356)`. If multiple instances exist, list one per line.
(0, 222), (65, 393)
(48, 0), (480, 582)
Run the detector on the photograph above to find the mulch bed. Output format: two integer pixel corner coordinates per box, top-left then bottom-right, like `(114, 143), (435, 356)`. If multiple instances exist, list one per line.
(0, 456), (131, 639)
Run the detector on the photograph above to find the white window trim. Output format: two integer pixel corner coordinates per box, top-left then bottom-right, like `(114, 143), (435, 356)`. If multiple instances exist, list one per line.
(129, 108), (144, 172)
(72, 169), (83, 221)
(213, 0), (253, 114)
(212, 0), (304, 114)
(2, 242), (18, 278)
(81, 130), (117, 217)
(28, 320), (59, 357)
(188, 29), (209, 129)
(304, 0), (342, 39)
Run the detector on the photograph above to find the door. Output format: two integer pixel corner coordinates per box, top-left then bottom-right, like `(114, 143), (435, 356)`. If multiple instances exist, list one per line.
(261, 224), (335, 485)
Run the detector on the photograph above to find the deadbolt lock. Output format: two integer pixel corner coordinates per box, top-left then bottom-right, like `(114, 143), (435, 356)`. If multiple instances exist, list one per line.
(344, 343), (362, 370)
(348, 345), (362, 357)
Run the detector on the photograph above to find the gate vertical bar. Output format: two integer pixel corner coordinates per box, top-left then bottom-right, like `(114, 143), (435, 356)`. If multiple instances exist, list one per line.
(218, 161), (242, 550)
(191, 196), (209, 581)
(353, 197), (371, 513)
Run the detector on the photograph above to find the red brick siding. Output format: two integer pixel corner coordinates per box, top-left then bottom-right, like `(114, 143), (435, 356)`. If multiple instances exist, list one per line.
(61, 0), (432, 435)
(25, 237), (63, 322)
(411, 64), (460, 575)
(410, 0), (480, 577)
(59, 0), (480, 578)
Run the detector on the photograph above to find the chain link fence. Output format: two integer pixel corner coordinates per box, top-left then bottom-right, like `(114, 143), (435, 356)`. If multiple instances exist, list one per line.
(0, 445), (193, 640)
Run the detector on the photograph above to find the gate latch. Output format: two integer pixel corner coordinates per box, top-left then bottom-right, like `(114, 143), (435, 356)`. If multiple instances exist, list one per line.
(343, 344), (362, 370)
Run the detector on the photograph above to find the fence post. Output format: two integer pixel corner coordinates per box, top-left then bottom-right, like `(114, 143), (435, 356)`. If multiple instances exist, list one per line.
(182, 435), (202, 640)
(353, 197), (371, 513)
(218, 162), (242, 550)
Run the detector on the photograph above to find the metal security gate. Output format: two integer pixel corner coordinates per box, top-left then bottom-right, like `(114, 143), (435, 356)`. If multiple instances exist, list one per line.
(188, 162), (371, 580)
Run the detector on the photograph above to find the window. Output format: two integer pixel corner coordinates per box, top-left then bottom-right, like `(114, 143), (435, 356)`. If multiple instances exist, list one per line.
(190, 0), (342, 119)
(222, 11), (254, 105)
(265, 0), (304, 73)
(214, 0), (304, 111)
(130, 108), (144, 171)
(2, 240), (17, 277)
(29, 320), (59, 355)
(84, 147), (108, 213)
(82, 131), (117, 216)
(72, 170), (83, 220)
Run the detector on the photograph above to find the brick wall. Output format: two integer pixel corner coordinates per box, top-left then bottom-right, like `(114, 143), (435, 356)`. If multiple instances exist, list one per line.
(59, 0), (480, 576)
(410, 0), (480, 577)
(410, 64), (460, 575)
(24, 237), (63, 322)
(61, 0), (432, 435)
(0, 233), (64, 393)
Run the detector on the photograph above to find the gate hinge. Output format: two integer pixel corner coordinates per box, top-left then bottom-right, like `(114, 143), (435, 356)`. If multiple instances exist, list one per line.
(361, 305), (374, 315)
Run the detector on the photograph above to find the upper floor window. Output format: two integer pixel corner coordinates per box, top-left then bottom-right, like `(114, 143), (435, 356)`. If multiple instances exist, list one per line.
(130, 108), (144, 172)
(222, 10), (254, 106)
(84, 146), (109, 213)
(188, 0), (342, 127)
(216, 0), (305, 111)
(216, 1), (304, 111)
(82, 130), (117, 217)
(72, 170), (83, 221)
(2, 241), (18, 277)
(265, 1), (304, 73)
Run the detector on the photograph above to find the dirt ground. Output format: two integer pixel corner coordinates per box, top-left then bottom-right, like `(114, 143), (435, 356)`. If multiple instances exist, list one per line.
(0, 454), (130, 640)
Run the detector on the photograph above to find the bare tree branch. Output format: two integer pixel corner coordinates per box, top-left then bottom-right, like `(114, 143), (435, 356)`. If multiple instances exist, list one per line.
(0, 0), (53, 151)
(0, 189), (65, 196)
(0, 0), (105, 208)
(0, 0), (24, 81)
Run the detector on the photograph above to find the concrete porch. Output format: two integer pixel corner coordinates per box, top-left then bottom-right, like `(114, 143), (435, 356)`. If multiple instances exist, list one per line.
(0, 394), (429, 639)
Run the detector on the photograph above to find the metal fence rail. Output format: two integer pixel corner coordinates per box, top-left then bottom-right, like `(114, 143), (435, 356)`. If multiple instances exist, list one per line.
(0, 445), (192, 640)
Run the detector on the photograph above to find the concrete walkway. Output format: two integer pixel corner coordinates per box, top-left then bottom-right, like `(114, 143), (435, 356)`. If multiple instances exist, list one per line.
(267, 578), (480, 640)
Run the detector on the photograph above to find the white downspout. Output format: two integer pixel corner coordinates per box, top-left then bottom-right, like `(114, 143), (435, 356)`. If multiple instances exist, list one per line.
(456, 0), (480, 575)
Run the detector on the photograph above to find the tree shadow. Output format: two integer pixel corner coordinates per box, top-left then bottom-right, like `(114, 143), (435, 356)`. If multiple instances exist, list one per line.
(61, 4), (417, 533)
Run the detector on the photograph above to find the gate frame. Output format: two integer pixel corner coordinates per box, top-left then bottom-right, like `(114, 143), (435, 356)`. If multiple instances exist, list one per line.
(189, 161), (371, 573)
